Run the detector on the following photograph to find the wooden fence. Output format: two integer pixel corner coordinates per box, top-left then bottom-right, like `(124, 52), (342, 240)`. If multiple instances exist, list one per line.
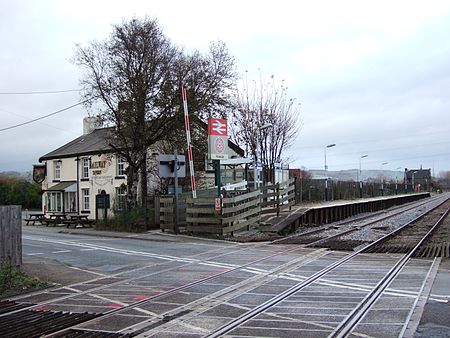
(156, 179), (295, 236)
(261, 178), (296, 216)
(186, 189), (261, 236)
(0, 206), (22, 266)
(157, 195), (186, 232)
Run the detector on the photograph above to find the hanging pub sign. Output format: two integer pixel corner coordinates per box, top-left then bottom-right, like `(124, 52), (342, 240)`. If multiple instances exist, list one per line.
(32, 164), (46, 184)
(208, 118), (228, 160)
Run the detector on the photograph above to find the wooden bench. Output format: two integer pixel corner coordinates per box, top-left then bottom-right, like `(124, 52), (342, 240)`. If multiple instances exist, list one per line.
(24, 213), (46, 226)
(64, 215), (95, 228)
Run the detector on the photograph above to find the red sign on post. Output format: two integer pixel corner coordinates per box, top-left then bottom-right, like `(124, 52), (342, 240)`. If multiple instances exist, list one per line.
(208, 118), (228, 160)
(208, 118), (228, 136)
(214, 197), (222, 213)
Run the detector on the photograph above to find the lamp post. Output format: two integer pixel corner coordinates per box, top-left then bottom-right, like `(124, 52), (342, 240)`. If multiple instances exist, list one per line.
(359, 155), (368, 198)
(380, 162), (388, 196)
(324, 143), (336, 201)
(254, 123), (273, 189)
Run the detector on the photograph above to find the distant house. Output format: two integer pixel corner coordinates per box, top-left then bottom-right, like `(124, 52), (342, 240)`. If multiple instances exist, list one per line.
(404, 167), (431, 192)
(37, 117), (244, 219)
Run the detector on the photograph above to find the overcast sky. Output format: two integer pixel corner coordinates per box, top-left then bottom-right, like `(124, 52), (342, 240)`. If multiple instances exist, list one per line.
(1, 0), (449, 175)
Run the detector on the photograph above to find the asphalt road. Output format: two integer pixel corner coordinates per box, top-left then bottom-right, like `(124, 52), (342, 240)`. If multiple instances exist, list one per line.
(22, 227), (236, 276)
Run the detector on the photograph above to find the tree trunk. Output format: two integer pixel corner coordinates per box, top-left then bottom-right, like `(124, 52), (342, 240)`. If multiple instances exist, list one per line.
(126, 164), (139, 211)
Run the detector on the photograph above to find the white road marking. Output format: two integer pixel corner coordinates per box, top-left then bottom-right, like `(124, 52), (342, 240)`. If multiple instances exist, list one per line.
(68, 266), (109, 277)
(27, 252), (44, 256)
(52, 250), (71, 254)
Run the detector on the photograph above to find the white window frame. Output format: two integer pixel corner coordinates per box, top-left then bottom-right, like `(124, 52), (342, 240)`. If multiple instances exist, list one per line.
(47, 192), (63, 212)
(54, 160), (61, 180)
(117, 156), (126, 176)
(82, 158), (90, 179)
(115, 186), (127, 211)
(82, 188), (90, 211)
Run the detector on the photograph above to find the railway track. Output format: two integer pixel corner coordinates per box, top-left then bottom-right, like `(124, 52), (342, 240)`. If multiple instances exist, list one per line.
(1, 194), (447, 337)
(278, 194), (450, 257)
(1, 236), (321, 337)
(204, 195), (449, 337)
(275, 194), (444, 246)
(366, 199), (450, 257)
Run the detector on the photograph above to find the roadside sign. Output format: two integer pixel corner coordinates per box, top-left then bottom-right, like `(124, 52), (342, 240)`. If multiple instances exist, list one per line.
(158, 154), (186, 178)
(208, 118), (228, 160)
(214, 197), (222, 213)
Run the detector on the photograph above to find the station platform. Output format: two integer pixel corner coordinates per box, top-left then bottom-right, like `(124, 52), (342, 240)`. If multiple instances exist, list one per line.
(261, 193), (431, 234)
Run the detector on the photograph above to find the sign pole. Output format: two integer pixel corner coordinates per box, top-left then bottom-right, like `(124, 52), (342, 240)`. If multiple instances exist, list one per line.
(215, 160), (221, 197)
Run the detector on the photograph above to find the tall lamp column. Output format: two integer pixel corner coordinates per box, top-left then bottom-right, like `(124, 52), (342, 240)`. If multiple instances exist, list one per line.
(359, 155), (368, 198)
(381, 162), (388, 196)
(324, 143), (336, 201)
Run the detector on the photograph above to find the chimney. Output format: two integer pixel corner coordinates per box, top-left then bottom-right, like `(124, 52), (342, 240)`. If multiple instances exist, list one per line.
(83, 116), (102, 135)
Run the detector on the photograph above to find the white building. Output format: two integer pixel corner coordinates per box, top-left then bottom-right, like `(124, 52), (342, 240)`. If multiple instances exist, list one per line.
(37, 117), (245, 220)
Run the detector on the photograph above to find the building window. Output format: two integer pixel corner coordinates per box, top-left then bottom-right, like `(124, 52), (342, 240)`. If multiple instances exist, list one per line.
(82, 188), (90, 211)
(115, 186), (126, 211)
(54, 160), (61, 180)
(117, 156), (126, 176)
(67, 192), (77, 212)
(82, 158), (89, 179)
(47, 192), (63, 212)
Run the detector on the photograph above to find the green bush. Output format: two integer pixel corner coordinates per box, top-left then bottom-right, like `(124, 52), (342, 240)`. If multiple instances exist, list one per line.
(95, 207), (155, 233)
(0, 258), (48, 296)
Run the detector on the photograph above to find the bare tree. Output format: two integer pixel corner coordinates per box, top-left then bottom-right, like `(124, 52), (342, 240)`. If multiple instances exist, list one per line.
(74, 17), (236, 209)
(230, 73), (301, 183)
(75, 17), (179, 210)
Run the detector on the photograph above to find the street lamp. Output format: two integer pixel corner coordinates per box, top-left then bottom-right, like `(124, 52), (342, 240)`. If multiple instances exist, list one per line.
(359, 155), (368, 198)
(254, 123), (273, 189)
(381, 162), (388, 196)
(324, 143), (336, 201)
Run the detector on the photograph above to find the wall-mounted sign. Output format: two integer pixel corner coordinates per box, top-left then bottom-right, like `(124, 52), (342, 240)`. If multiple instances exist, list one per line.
(208, 118), (228, 160)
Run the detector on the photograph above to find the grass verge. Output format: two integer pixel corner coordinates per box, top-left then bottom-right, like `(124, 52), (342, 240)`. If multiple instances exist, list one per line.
(0, 258), (50, 299)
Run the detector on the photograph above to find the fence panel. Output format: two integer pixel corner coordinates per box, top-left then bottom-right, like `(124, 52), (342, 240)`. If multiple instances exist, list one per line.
(261, 178), (295, 215)
(0, 205), (22, 266)
(158, 195), (186, 232)
(186, 189), (261, 236)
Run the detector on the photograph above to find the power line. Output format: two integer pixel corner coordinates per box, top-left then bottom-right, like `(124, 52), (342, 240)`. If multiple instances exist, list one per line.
(0, 89), (81, 95)
(0, 99), (90, 132)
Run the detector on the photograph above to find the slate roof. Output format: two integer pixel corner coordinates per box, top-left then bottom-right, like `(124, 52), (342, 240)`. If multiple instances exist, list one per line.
(39, 128), (115, 162)
(39, 125), (244, 161)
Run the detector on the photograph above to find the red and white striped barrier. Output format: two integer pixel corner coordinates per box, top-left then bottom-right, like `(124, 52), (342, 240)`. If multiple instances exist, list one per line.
(182, 84), (197, 198)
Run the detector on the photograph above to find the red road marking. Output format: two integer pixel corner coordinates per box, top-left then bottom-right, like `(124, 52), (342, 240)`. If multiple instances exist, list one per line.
(32, 306), (49, 311)
(107, 303), (124, 308)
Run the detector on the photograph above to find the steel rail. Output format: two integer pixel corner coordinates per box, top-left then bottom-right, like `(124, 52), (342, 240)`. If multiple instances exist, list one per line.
(8, 194), (446, 337)
(205, 194), (450, 338)
(3, 239), (293, 318)
(41, 244), (313, 337)
(330, 207), (450, 338)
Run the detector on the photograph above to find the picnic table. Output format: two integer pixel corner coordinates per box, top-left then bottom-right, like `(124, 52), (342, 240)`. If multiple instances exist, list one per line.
(41, 214), (67, 226)
(63, 215), (95, 228)
(24, 213), (46, 226)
